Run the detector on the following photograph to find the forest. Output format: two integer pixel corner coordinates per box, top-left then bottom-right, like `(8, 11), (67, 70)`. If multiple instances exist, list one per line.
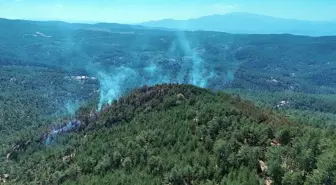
(0, 18), (336, 184)
(1, 84), (336, 185)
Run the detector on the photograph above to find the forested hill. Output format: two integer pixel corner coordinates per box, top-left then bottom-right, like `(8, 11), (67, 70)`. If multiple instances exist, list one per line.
(2, 84), (336, 185)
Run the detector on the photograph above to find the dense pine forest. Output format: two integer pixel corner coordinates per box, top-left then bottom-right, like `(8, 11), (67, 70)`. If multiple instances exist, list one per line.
(0, 18), (336, 184)
(2, 84), (336, 185)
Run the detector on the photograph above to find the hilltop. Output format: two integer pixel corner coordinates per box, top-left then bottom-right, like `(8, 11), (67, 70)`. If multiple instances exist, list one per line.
(2, 84), (336, 185)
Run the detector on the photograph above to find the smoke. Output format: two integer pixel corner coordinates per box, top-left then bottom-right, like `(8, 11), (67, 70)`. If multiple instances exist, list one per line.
(45, 120), (81, 145)
(176, 32), (214, 87)
(54, 30), (237, 111)
(225, 70), (235, 83)
(95, 66), (137, 110)
(65, 100), (80, 115)
(88, 31), (223, 110)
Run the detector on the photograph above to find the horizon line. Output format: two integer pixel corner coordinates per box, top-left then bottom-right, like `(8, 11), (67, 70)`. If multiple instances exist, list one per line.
(1, 12), (335, 25)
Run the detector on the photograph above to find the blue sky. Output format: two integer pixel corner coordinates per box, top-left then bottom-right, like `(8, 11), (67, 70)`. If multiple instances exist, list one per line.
(0, 0), (335, 23)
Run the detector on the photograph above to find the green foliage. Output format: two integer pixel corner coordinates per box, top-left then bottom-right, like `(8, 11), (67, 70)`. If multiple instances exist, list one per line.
(1, 84), (335, 185)
(221, 167), (261, 185)
(282, 171), (303, 185)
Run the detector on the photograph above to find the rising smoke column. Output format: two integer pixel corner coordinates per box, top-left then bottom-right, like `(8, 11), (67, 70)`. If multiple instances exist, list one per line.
(143, 62), (170, 86)
(65, 100), (80, 115)
(95, 66), (137, 110)
(177, 32), (205, 87)
(176, 32), (216, 88)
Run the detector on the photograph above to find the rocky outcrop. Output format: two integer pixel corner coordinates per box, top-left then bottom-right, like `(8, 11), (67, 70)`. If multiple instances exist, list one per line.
(177, 93), (185, 100)
(0, 174), (9, 183)
(62, 153), (76, 163)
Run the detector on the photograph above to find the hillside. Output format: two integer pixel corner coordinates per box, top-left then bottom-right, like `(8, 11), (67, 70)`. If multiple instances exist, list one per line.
(140, 12), (336, 36)
(1, 84), (336, 185)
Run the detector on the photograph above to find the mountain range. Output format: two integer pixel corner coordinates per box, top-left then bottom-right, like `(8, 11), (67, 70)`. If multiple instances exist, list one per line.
(140, 12), (336, 36)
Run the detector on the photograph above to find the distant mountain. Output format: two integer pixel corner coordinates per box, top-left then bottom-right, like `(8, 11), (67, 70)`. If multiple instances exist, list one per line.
(0, 18), (157, 33)
(140, 12), (336, 36)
